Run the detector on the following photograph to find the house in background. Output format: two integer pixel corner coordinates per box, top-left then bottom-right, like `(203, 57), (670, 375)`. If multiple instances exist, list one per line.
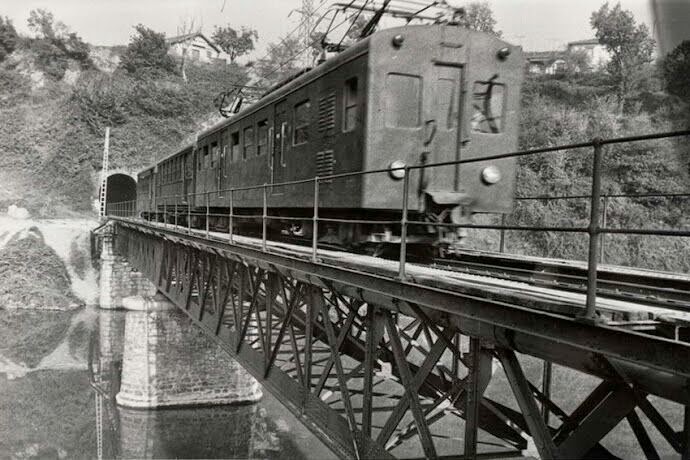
(166, 33), (230, 65)
(524, 51), (566, 75)
(525, 38), (610, 74)
(566, 39), (610, 70)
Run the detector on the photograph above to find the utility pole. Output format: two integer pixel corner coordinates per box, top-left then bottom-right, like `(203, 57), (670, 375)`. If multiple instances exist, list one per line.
(99, 127), (110, 219)
(298, 0), (316, 67)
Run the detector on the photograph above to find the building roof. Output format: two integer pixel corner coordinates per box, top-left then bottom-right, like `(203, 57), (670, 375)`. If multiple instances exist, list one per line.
(166, 32), (221, 53)
(524, 51), (565, 63)
(568, 38), (601, 47)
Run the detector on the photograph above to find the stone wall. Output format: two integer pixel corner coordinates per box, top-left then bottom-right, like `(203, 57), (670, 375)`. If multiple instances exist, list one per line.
(116, 306), (262, 408)
(99, 231), (156, 309)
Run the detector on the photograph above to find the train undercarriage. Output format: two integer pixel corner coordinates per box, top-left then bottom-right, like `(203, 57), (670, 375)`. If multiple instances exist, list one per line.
(142, 205), (470, 260)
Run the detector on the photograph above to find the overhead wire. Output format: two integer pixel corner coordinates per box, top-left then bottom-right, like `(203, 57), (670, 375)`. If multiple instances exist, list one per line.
(336, 0), (370, 48)
(258, 9), (354, 81)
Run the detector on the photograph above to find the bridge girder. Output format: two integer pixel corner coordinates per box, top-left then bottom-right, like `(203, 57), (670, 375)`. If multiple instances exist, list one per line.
(112, 221), (690, 459)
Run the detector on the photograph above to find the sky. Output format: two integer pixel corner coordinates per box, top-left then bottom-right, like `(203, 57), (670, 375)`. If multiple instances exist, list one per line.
(2, 0), (657, 56)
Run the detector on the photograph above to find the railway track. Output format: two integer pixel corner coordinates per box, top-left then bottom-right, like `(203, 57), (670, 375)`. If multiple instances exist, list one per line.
(119, 217), (690, 317)
(434, 250), (690, 312)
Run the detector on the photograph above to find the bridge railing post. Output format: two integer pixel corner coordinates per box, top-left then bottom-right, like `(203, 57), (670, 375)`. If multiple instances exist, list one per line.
(398, 167), (410, 280)
(583, 139), (604, 321)
(187, 192), (192, 235)
(228, 189), (234, 243)
(312, 177), (319, 263)
(600, 195), (608, 264)
(205, 192), (210, 238)
(262, 184), (268, 252)
(499, 213), (506, 253)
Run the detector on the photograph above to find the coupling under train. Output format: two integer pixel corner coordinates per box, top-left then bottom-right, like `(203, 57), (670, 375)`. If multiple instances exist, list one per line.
(135, 24), (524, 255)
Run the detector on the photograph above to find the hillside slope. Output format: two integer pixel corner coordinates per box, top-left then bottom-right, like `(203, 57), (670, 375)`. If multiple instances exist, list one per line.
(0, 44), (245, 216)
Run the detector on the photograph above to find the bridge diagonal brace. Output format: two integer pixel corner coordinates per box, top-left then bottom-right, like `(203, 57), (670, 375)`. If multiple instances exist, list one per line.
(383, 310), (439, 459)
(314, 307), (359, 398)
(319, 291), (362, 459)
(557, 384), (636, 459)
(265, 281), (304, 378)
(362, 304), (385, 440)
(496, 347), (560, 459)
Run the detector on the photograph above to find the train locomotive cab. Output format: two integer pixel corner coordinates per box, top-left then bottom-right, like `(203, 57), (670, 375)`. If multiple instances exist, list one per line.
(363, 25), (524, 253)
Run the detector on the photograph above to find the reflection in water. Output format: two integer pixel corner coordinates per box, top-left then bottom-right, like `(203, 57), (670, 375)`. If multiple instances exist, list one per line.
(0, 307), (333, 459)
(90, 309), (313, 459)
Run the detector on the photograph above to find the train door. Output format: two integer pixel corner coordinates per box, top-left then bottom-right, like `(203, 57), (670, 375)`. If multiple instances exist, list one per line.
(427, 63), (464, 191)
(272, 100), (289, 191)
(219, 130), (228, 196)
(184, 149), (194, 202)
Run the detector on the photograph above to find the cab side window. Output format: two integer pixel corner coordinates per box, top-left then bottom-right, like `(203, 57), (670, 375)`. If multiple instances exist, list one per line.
(293, 99), (310, 145)
(243, 126), (254, 159)
(471, 80), (505, 134)
(231, 132), (240, 162)
(343, 78), (358, 132)
(257, 120), (268, 156)
(384, 73), (421, 128)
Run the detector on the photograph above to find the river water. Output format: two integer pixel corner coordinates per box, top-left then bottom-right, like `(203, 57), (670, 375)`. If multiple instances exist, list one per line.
(0, 307), (336, 459)
(0, 217), (335, 458)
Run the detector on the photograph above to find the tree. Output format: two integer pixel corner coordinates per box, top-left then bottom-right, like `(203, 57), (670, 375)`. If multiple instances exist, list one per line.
(662, 40), (690, 101)
(119, 25), (177, 77)
(254, 35), (302, 86)
(176, 17), (200, 83)
(27, 9), (66, 40)
(0, 16), (18, 62)
(458, 2), (501, 36)
(590, 2), (655, 109)
(212, 25), (258, 63)
(25, 9), (92, 78)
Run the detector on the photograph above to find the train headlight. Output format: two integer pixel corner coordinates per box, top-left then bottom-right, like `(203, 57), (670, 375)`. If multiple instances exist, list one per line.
(497, 47), (511, 61)
(389, 160), (406, 180)
(481, 165), (501, 185)
(391, 34), (405, 48)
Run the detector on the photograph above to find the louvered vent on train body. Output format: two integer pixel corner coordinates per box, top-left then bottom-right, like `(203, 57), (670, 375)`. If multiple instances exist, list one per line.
(318, 93), (336, 133)
(316, 150), (335, 181)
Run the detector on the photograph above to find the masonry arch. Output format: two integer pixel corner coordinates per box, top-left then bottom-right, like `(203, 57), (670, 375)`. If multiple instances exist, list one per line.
(103, 173), (137, 209)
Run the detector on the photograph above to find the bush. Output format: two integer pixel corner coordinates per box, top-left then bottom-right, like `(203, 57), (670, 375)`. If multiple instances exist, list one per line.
(119, 24), (177, 77)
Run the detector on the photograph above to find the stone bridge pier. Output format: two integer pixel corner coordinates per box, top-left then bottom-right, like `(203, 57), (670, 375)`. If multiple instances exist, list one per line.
(96, 223), (262, 408)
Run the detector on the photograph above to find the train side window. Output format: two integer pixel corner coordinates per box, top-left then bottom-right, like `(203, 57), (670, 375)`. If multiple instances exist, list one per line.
(197, 149), (202, 171)
(471, 80), (505, 134)
(211, 142), (218, 168)
(293, 99), (310, 145)
(231, 132), (240, 162)
(385, 73), (421, 128)
(257, 120), (268, 156)
(243, 127), (254, 159)
(343, 78), (358, 132)
(203, 146), (210, 169)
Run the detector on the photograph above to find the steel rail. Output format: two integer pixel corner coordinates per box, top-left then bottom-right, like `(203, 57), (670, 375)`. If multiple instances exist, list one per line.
(433, 254), (690, 311)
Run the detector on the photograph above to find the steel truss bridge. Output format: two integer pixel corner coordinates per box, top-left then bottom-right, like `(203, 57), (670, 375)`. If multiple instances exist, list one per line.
(105, 131), (690, 459)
